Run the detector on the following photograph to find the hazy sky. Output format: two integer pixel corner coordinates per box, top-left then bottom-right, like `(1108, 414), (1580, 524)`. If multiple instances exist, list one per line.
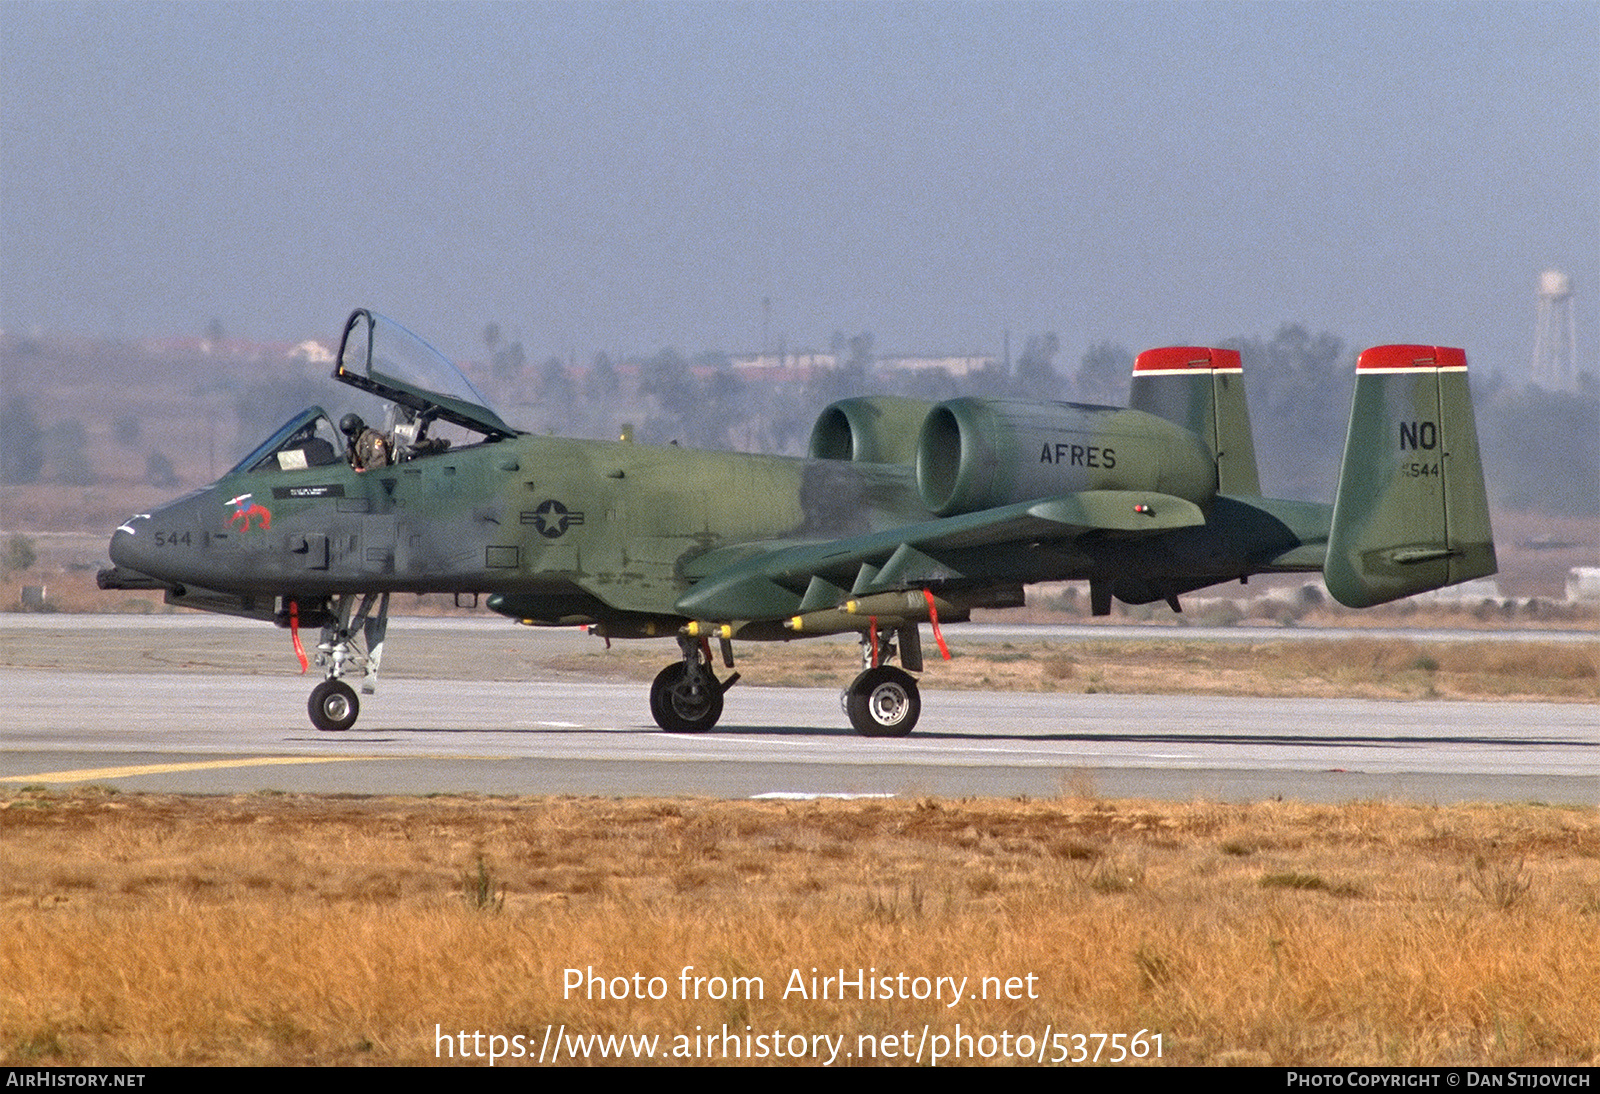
(3, 1), (1595, 376)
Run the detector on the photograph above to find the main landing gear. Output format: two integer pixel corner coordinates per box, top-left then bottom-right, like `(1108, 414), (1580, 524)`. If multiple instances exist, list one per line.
(302, 592), (389, 732)
(650, 634), (740, 733)
(845, 665), (920, 737)
(647, 622), (925, 736)
(842, 622), (921, 737)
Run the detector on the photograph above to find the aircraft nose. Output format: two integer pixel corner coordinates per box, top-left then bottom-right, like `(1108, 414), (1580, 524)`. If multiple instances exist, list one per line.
(109, 513), (153, 571)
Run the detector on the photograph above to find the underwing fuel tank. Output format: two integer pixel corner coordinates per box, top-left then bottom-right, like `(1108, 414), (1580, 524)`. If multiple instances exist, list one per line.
(915, 398), (1217, 517)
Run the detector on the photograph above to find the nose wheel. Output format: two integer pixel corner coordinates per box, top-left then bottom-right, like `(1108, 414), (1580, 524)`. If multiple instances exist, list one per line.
(309, 678), (359, 732)
(844, 665), (920, 737)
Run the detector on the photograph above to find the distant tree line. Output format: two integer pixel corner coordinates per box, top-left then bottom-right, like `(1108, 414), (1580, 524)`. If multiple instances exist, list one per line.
(1, 324), (1593, 517)
(470, 318), (1596, 515)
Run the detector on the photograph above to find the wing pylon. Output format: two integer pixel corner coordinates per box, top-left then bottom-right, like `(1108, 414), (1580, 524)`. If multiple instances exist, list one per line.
(674, 488), (1204, 621)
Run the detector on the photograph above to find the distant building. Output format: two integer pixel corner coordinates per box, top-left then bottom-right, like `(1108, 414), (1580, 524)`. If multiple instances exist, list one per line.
(728, 351), (998, 378)
(1567, 567), (1600, 602)
(1420, 577), (1503, 602)
(730, 351), (838, 373)
(877, 355), (997, 377)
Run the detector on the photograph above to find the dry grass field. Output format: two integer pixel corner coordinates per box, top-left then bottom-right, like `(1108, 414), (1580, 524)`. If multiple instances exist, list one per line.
(2, 789), (1596, 1066)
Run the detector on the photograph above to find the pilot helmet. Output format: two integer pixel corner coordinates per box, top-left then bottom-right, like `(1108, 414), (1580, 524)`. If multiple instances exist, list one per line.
(339, 413), (365, 437)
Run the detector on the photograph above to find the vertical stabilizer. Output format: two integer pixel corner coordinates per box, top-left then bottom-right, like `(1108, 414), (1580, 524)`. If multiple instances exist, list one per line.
(1130, 347), (1261, 495)
(1324, 345), (1496, 607)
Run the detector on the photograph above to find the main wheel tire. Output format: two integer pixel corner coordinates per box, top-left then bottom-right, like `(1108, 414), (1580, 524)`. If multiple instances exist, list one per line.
(309, 679), (359, 732)
(650, 661), (724, 733)
(845, 666), (920, 737)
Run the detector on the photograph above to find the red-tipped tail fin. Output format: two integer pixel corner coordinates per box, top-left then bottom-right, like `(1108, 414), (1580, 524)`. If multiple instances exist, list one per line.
(1130, 346), (1260, 495)
(1325, 345), (1496, 607)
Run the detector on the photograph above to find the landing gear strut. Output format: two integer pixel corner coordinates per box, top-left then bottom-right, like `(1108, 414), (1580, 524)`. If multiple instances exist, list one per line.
(843, 622), (921, 737)
(304, 591), (389, 731)
(651, 634), (737, 733)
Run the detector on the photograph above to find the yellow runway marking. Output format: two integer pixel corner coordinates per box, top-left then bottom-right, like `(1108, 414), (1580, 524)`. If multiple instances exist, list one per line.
(1, 756), (386, 784)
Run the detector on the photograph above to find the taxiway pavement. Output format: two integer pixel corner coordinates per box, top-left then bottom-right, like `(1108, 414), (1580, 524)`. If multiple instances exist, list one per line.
(2, 616), (1594, 804)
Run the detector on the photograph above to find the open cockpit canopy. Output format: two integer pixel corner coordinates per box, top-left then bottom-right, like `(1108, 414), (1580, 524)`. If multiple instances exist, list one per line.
(335, 309), (518, 440)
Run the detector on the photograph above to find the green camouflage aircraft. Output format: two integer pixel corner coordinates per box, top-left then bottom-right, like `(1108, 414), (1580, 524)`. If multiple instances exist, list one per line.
(100, 308), (1497, 736)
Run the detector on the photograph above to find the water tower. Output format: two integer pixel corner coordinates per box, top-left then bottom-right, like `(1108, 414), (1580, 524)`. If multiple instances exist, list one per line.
(1531, 269), (1577, 390)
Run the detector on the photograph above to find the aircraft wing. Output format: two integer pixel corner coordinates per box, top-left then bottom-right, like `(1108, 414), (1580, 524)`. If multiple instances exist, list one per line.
(673, 489), (1204, 621)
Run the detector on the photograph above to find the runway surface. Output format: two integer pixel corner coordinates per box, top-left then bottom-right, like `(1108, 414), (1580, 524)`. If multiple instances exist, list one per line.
(2, 616), (1595, 804)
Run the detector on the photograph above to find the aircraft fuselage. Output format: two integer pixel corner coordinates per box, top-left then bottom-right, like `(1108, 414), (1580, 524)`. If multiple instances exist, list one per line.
(109, 433), (928, 610)
(110, 425), (1334, 629)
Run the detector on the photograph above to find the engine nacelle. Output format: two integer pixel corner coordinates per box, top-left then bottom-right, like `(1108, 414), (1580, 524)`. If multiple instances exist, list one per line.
(915, 398), (1218, 516)
(808, 396), (934, 466)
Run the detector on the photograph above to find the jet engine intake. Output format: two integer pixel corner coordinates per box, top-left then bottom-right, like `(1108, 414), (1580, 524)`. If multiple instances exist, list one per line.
(915, 398), (1218, 517)
(807, 396), (934, 465)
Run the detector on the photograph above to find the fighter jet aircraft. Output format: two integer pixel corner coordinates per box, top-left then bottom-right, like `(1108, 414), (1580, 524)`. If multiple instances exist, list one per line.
(100, 308), (1496, 736)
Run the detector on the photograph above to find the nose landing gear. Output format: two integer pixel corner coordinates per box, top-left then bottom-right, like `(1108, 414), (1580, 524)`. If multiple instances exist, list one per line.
(297, 592), (388, 731)
(309, 678), (359, 732)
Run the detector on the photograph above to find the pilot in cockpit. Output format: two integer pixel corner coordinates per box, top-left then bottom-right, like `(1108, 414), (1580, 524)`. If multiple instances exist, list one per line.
(339, 413), (392, 470)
